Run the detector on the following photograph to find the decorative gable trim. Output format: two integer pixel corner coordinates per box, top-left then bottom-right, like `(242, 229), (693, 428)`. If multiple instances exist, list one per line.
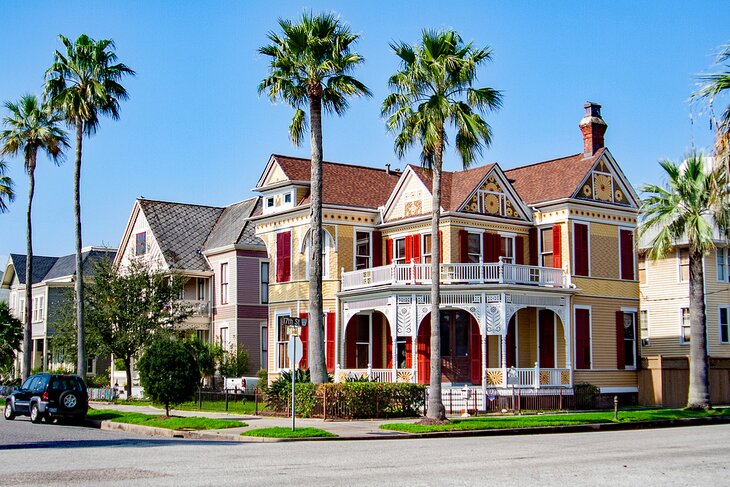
(573, 149), (638, 208)
(457, 165), (533, 221)
(256, 155), (292, 190)
(381, 166), (434, 223)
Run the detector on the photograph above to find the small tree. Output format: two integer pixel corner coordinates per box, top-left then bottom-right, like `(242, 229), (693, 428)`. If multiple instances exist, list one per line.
(138, 336), (198, 416)
(184, 336), (223, 388)
(218, 346), (249, 379)
(0, 302), (23, 375)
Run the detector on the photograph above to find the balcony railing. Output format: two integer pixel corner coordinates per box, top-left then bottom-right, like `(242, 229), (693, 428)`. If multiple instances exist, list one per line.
(181, 299), (210, 317)
(341, 260), (570, 291)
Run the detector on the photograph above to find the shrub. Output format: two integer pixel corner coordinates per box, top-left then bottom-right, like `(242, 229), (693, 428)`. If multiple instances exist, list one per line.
(320, 383), (425, 418)
(218, 346), (249, 378)
(256, 369), (268, 388)
(138, 336), (199, 416)
(86, 374), (110, 388)
(574, 382), (599, 409)
(264, 369), (310, 411)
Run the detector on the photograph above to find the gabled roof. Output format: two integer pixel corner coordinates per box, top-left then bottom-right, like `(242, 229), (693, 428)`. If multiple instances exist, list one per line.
(261, 155), (402, 209)
(4, 249), (116, 287)
(138, 199), (224, 270)
(409, 163), (496, 212)
(203, 197), (264, 251)
(503, 149), (605, 206)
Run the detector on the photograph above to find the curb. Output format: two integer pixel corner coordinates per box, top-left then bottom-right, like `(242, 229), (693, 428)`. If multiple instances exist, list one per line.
(84, 414), (730, 443)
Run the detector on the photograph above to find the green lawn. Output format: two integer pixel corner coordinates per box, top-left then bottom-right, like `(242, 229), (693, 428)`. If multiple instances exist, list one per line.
(87, 408), (247, 430)
(381, 407), (730, 434)
(241, 427), (336, 438)
(111, 398), (264, 415)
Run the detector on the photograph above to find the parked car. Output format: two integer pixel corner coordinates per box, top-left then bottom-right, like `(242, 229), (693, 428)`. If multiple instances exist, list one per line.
(4, 373), (88, 423)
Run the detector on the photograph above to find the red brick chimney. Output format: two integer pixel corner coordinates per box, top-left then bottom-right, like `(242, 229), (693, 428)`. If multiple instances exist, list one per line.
(579, 102), (607, 157)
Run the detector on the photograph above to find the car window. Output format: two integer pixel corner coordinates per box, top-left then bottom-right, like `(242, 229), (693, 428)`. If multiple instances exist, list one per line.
(32, 376), (48, 393)
(20, 377), (34, 390)
(50, 378), (84, 392)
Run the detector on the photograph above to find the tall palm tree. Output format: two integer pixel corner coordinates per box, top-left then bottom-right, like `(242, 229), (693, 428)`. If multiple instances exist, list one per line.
(693, 43), (730, 162)
(639, 153), (730, 409)
(259, 12), (371, 384)
(382, 29), (502, 420)
(0, 160), (14, 213)
(1, 94), (68, 380)
(45, 34), (134, 380)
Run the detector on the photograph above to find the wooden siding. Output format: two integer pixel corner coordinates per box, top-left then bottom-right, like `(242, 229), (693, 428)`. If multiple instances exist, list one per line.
(589, 222), (620, 279)
(573, 295), (638, 370)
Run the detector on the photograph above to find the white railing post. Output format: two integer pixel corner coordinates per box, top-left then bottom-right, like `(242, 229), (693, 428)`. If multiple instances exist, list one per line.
(410, 259), (415, 284)
(498, 256), (504, 283)
(335, 363), (341, 383)
(367, 363), (372, 381)
(479, 257), (485, 284)
(534, 361), (540, 388)
(502, 366), (507, 388)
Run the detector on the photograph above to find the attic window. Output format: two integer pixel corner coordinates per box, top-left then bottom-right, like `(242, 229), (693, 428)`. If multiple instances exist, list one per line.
(135, 232), (147, 256)
(284, 193), (292, 204)
(267, 197), (274, 208)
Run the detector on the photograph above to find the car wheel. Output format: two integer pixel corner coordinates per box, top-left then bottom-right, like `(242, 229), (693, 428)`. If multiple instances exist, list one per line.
(30, 403), (43, 424)
(3, 402), (15, 421)
(59, 391), (79, 411)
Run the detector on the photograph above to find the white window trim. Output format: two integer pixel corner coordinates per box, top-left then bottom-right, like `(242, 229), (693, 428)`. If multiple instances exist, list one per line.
(617, 226), (636, 281)
(717, 248), (728, 283)
(260, 321), (268, 370)
(719, 305), (730, 344)
(219, 261), (230, 305)
(467, 231), (484, 263)
(572, 221), (592, 277)
(621, 307), (638, 370)
(638, 253), (649, 285)
(421, 233), (432, 263)
(353, 228), (373, 270)
(538, 225), (554, 268)
(274, 310), (291, 372)
(498, 232), (516, 263)
(677, 247), (690, 283)
(259, 260), (270, 305)
(574, 305), (593, 370)
(393, 236), (407, 265)
(640, 309), (650, 346)
(679, 307), (691, 345)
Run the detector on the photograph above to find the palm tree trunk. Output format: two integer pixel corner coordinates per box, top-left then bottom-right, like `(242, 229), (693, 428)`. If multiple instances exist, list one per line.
(687, 248), (710, 409)
(427, 136), (446, 420)
(308, 94), (326, 384)
(22, 158), (36, 380)
(74, 121), (86, 382)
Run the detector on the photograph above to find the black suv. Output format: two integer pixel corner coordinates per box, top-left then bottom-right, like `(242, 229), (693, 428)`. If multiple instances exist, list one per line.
(4, 373), (88, 423)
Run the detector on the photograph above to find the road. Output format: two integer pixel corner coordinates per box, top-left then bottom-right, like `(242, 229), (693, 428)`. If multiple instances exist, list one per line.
(1, 417), (729, 486)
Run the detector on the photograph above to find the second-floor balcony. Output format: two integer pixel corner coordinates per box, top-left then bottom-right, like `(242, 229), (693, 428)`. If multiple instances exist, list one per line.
(181, 299), (210, 317)
(341, 260), (571, 291)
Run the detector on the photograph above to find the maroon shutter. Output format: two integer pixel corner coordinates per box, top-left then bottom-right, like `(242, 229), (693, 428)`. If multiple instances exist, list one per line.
(372, 231), (383, 267)
(299, 312), (308, 369)
(506, 317), (516, 367)
(417, 321), (430, 384)
(616, 311), (626, 369)
(412, 234), (421, 263)
(529, 228), (538, 266)
(346, 321), (357, 369)
(371, 314), (383, 368)
(515, 236), (525, 265)
(575, 308), (591, 369)
(620, 230), (635, 280)
(386, 326), (393, 368)
(438, 230), (443, 261)
(326, 312), (336, 372)
(459, 230), (469, 263)
(405, 235), (413, 263)
(405, 337), (413, 368)
(484, 232), (499, 262)
(539, 310), (555, 368)
(276, 231), (291, 282)
(574, 223), (589, 276)
(386, 238), (393, 264)
(470, 317), (482, 385)
(552, 224), (562, 269)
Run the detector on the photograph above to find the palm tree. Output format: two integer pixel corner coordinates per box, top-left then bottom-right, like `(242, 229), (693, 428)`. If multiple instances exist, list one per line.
(1, 94), (68, 380)
(0, 160), (14, 213)
(639, 153), (730, 409)
(382, 29), (502, 420)
(693, 43), (730, 162)
(45, 34), (134, 380)
(259, 12), (371, 384)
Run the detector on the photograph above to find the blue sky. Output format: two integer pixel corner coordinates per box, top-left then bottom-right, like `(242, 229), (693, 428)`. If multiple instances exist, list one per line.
(0, 1), (728, 266)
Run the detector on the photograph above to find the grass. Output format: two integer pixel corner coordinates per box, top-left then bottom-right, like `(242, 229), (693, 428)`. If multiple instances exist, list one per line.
(380, 407), (730, 434)
(241, 427), (336, 438)
(111, 398), (264, 415)
(87, 408), (247, 430)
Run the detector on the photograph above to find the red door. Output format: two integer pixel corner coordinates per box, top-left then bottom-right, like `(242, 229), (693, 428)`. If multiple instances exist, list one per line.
(539, 310), (555, 368)
(440, 310), (471, 383)
(417, 319), (430, 384)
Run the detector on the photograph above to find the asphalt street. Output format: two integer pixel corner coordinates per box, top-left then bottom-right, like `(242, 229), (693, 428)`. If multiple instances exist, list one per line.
(1, 417), (729, 486)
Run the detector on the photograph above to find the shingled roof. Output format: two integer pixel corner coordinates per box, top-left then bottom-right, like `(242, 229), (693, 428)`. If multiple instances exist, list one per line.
(203, 197), (264, 251)
(6, 249), (116, 286)
(138, 199), (224, 270)
(270, 155), (402, 209)
(409, 164), (496, 212)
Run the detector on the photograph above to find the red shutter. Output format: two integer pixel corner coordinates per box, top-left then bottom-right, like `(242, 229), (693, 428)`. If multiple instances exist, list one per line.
(574, 224), (589, 276)
(484, 232), (500, 262)
(539, 310), (555, 368)
(575, 308), (591, 369)
(417, 321), (430, 384)
(412, 234), (421, 263)
(405, 235), (413, 263)
(406, 337), (413, 368)
(515, 236), (525, 265)
(620, 230), (635, 280)
(386, 238), (393, 264)
(459, 230), (469, 263)
(372, 231), (383, 267)
(552, 224), (562, 269)
(438, 230), (443, 262)
(470, 317), (482, 385)
(507, 317), (516, 367)
(326, 312), (336, 372)
(386, 326), (393, 368)
(346, 320), (357, 369)
(372, 314), (383, 368)
(616, 311), (626, 369)
(276, 231), (291, 282)
(529, 228), (538, 266)
(299, 312), (308, 369)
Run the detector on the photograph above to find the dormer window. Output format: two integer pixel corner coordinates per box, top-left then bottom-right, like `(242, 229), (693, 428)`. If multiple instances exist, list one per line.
(267, 197), (274, 208)
(284, 193), (292, 204)
(135, 232), (147, 256)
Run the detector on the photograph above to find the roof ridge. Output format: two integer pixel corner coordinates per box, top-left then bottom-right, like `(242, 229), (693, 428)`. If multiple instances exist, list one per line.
(138, 198), (224, 210)
(504, 152), (586, 173)
(274, 154), (402, 175)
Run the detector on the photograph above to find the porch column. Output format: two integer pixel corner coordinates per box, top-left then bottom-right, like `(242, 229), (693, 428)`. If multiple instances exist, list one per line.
(391, 323), (397, 378)
(481, 334), (487, 407)
(42, 338), (47, 372)
(500, 334), (507, 388)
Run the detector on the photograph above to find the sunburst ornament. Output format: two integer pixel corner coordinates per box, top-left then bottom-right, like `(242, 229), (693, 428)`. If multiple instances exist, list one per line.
(593, 173), (613, 201)
(484, 193), (500, 214)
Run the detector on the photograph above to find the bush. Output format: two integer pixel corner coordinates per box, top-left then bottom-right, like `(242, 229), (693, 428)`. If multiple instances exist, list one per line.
(86, 374), (110, 388)
(256, 369), (268, 388)
(264, 369), (310, 411)
(574, 382), (599, 409)
(218, 346), (249, 378)
(320, 383), (425, 419)
(138, 336), (199, 416)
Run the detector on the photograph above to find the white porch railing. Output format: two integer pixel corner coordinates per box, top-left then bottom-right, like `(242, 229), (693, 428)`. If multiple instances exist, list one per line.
(486, 366), (572, 388)
(341, 260), (569, 291)
(336, 368), (397, 383)
(181, 299), (210, 317)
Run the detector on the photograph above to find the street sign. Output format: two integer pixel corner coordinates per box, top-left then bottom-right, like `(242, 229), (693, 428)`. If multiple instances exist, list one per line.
(278, 316), (308, 327)
(288, 335), (303, 368)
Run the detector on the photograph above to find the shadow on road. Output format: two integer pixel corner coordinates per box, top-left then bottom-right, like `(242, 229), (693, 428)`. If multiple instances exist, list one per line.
(0, 438), (241, 450)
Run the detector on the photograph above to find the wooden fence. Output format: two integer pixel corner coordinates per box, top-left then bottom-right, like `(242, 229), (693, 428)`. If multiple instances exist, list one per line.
(639, 356), (730, 407)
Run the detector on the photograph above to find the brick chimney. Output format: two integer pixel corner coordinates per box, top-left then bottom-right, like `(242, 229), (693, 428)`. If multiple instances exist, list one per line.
(579, 102), (607, 157)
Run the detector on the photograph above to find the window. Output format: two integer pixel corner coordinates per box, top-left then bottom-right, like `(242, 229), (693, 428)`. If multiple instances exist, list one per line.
(540, 228), (553, 267)
(220, 262), (229, 305)
(640, 310), (650, 346)
(276, 315), (291, 370)
(467, 233), (481, 263)
(500, 235), (514, 263)
(305, 230), (331, 279)
(135, 232), (147, 256)
(86, 358), (95, 374)
(422, 234), (432, 264)
(396, 338), (408, 368)
(219, 326), (229, 350)
(619, 229), (635, 280)
(284, 193), (292, 204)
(717, 248), (728, 282)
(574, 223), (589, 276)
(260, 262), (269, 304)
(32, 296), (44, 322)
(196, 278), (206, 301)
(574, 308), (591, 369)
(720, 306), (729, 344)
(623, 312), (637, 368)
(276, 231), (291, 282)
(261, 324), (268, 370)
(355, 231), (371, 270)
(394, 238), (407, 264)
(19, 299), (25, 323)
(680, 308), (691, 344)
(355, 315), (370, 368)
(266, 197), (274, 208)
(679, 249), (690, 282)
(638, 255), (647, 284)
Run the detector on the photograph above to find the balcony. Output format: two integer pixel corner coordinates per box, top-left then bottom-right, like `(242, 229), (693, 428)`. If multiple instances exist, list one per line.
(341, 260), (571, 291)
(181, 299), (210, 317)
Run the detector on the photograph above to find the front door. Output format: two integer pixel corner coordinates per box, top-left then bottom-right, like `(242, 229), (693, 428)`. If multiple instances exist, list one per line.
(441, 310), (471, 383)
